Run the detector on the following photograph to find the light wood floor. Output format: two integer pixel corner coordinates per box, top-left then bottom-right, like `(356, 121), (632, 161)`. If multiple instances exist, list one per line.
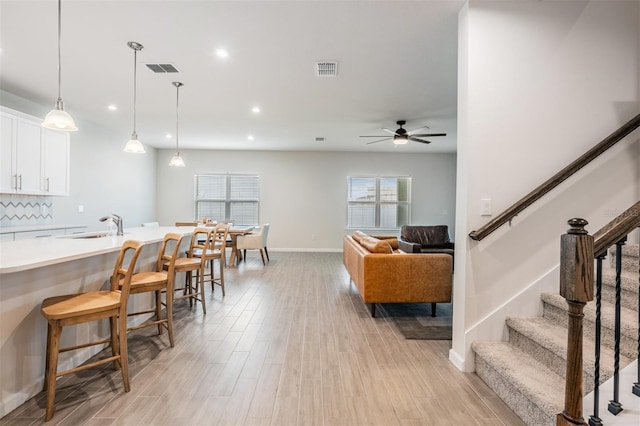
(1, 252), (525, 426)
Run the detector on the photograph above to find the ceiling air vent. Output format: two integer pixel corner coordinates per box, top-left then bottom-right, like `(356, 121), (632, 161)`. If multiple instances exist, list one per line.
(315, 137), (325, 142)
(145, 63), (180, 73)
(315, 61), (338, 77)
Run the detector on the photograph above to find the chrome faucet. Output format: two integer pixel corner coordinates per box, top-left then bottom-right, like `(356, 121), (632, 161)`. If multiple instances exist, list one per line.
(99, 214), (124, 236)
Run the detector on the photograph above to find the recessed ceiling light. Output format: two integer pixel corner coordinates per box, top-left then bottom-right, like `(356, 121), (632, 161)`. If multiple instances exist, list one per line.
(247, 135), (255, 140)
(166, 133), (172, 139)
(216, 49), (229, 58)
(251, 106), (261, 114)
(107, 105), (117, 111)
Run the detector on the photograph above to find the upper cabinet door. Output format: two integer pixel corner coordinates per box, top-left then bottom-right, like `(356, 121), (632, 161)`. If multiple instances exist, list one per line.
(42, 128), (70, 196)
(15, 119), (43, 194)
(0, 113), (17, 193)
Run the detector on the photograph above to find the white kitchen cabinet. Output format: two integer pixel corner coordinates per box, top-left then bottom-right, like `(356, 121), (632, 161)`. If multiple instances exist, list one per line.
(0, 107), (70, 196)
(42, 128), (70, 195)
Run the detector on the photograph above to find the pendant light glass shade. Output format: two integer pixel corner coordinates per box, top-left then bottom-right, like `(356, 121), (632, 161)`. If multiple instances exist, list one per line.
(169, 154), (185, 167)
(169, 81), (185, 167)
(42, 0), (77, 132)
(124, 133), (145, 153)
(123, 41), (145, 153)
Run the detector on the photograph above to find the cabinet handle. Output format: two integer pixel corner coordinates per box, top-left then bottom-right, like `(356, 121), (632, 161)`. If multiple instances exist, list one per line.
(35, 234), (52, 238)
(46, 177), (50, 192)
(18, 174), (22, 190)
(12, 174), (17, 190)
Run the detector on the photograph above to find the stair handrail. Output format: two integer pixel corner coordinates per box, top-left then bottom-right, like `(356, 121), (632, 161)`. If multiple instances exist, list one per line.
(593, 200), (640, 257)
(469, 114), (640, 241)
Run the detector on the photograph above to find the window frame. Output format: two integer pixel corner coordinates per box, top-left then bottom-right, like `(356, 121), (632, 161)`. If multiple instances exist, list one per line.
(194, 173), (260, 226)
(346, 175), (411, 230)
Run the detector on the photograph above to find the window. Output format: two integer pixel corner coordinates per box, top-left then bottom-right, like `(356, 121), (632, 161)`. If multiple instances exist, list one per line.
(195, 174), (259, 226)
(347, 176), (411, 229)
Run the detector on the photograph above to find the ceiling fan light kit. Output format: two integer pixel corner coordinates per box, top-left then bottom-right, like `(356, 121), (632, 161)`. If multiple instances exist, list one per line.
(42, 0), (78, 132)
(360, 120), (446, 145)
(123, 41), (146, 154)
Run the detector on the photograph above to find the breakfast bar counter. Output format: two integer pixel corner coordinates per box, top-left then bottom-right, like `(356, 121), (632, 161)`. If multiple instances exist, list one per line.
(0, 226), (193, 417)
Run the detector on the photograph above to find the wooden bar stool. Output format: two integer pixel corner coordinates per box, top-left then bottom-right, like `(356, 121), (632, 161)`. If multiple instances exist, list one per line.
(167, 227), (212, 314)
(194, 223), (229, 296)
(40, 240), (143, 422)
(123, 233), (184, 347)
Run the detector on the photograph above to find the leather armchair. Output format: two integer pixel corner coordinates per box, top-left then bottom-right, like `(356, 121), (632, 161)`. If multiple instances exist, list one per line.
(398, 225), (455, 257)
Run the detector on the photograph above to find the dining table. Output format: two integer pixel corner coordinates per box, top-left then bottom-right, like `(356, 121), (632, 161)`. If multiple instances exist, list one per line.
(226, 226), (255, 266)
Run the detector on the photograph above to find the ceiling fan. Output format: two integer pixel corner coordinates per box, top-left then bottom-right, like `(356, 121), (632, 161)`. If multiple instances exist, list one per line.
(360, 120), (446, 145)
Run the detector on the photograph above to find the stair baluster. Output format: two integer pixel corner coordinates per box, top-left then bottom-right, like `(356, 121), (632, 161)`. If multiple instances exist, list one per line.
(589, 254), (605, 426)
(607, 238), (626, 415)
(634, 248), (640, 398)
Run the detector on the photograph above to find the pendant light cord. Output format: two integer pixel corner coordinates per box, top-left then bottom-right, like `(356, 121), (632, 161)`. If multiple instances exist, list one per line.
(56, 0), (62, 102)
(175, 84), (180, 154)
(132, 47), (138, 136)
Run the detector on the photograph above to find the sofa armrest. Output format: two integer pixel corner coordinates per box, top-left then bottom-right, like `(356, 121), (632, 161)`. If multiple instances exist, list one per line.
(398, 240), (421, 253)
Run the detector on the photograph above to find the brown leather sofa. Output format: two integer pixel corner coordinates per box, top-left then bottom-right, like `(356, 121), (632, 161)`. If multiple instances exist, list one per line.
(343, 231), (453, 317)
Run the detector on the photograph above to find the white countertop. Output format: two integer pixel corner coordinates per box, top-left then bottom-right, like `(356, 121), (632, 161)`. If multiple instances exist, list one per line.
(0, 226), (194, 274)
(0, 224), (88, 234)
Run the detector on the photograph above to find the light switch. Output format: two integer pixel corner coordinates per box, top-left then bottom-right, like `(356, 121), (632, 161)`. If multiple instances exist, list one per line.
(480, 198), (492, 216)
(77, 205), (84, 213)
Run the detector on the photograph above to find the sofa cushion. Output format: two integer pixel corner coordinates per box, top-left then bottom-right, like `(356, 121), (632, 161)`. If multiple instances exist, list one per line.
(360, 236), (393, 253)
(351, 230), (368, 243)
(377, 237), (399, 250)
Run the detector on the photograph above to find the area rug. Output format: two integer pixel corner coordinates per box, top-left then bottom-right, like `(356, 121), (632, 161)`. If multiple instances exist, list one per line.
(379, 302), (452, 340)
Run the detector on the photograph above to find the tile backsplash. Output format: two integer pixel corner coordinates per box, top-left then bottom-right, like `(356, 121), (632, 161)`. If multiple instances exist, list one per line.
(0, 195), (53, 227)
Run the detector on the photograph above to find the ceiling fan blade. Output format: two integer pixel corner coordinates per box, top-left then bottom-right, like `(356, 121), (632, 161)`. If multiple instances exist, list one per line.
(382, 128), (399, 136)
(410, 133), (447, 137)
(407, 125), (430, 135)
(366, 137), (392, 145)
(360, 135), (388, 138)
(409, 137), (431, 144)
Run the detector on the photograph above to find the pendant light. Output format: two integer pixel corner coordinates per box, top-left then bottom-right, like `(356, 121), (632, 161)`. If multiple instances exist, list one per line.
(168, 82), (186, 167)
(123, 41), (145, 153)
(42, 0), (77, 132)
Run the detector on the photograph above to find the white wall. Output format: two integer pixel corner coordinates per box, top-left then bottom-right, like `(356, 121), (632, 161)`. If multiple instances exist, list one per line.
(155, 149), (457, 250)
(452, 0), (640, 371)
(0, 90), (157, 231)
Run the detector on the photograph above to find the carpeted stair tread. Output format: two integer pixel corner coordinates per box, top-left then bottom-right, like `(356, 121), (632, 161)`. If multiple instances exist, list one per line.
(608, 243), (638, 274)
(541, 292), (638, 358)
(506, 316), (630, 387)
(472, 341), (563, 424)
(608, 243), (639, 259)
(601, 267), (638, 310)
(601, 267), (638, 293)
(541, 292), (637, 339)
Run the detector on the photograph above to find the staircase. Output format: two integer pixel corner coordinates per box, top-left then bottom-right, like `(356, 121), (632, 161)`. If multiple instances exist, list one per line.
(472, 244), (639, 426)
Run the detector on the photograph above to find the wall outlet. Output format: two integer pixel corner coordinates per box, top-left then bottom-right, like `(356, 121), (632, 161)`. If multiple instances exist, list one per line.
(77, 205), (84, 213)
(40, 205), (48, 216)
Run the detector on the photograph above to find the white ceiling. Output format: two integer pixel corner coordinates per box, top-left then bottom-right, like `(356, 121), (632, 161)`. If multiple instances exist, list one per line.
(0, 0), (463, 153)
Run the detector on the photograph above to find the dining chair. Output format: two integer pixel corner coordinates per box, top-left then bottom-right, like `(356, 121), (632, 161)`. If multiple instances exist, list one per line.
(193, 223), (229, 296)
(40, 240), (143, 422)
(123, 233), (184, 347)
(167, 227), (212, 314)
(236, 223), (270, 265)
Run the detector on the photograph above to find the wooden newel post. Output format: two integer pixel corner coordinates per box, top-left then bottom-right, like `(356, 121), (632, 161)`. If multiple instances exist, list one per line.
(557, 218), (594, 426)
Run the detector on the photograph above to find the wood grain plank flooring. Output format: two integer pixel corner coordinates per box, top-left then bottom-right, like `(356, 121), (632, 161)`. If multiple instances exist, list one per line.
(0, 252), (524, 425)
